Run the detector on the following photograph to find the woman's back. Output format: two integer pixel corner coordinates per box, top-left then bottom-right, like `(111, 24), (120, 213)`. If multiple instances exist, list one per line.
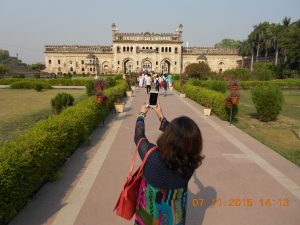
(134, 103), (204, 224)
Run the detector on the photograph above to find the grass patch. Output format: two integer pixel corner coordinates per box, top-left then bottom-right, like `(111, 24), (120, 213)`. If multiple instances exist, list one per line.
(0, 89), (87, 146)
(234, 90), (300, 166)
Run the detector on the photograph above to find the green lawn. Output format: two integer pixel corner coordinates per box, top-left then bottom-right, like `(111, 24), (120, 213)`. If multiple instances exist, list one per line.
(0, 89), (87, 146)
(234, 90), (300, 166)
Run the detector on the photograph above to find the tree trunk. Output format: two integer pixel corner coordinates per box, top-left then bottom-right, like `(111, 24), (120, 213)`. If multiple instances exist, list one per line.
(256, 43), (260, 62)
(265, 48), (268, 62)
(275, 42), (278, 65)
(251, 48), (254, 72)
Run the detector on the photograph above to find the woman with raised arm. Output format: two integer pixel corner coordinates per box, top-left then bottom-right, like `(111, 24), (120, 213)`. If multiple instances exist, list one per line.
(134, 100), (204, 225)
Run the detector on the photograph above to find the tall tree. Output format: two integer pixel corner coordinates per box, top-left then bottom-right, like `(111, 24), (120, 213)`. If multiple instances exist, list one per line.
(282, 17), (291, 63)
(280, 19), (300, 71)
(238, 40), (251, 68)
(214, 39), (241, 49)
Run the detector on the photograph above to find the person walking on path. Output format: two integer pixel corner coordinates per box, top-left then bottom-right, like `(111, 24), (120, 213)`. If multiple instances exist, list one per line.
(134, 100), (204, 225)
(154, 77), (160, 92)
(145, 74), (152, 94)
(162, 75), (168, 96)
(139, 74), (144, 87)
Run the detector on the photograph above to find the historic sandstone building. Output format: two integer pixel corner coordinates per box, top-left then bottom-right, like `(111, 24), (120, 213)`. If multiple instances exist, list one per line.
(44, 24), (241, 75)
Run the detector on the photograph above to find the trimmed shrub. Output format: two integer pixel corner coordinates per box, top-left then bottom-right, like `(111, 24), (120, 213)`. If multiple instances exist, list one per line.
(10, 80), (52, 89)
(85, 80), (94, 96)
(188, 79), (209, 88)
(252, 84), (284, 121)
(184, 62), (211, 80)
(34, 84), (43, 92)
(51, 92), (74, 114)
(0, 81), (126, 224)
(34, 73), (40, 79)
(209, 81), (227, 93)
(173, 81), (237, 120)
(106, 77), (116, 87)
(240, 79), (300, 89)
(223, 68), (250, 80)
(114, 74), (123, 80)
(47, 78), (89, 86)
(0, 78), (23, 85)
(251, 62), (275, 81)
(207, 72), (224, 80)
(63, 73), (72, 79)
(251, 67), (274, 81)
(13, 74), (25, 78)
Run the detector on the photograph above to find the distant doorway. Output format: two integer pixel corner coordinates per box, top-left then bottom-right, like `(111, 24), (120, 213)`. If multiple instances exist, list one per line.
(124, 59), (134, 73)
(142, 60), (152, 72)
(161, 60), (171, 74)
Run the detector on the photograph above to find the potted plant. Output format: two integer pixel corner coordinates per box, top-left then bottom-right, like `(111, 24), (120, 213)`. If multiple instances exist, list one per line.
(113, 91), (124, 113)
(179, 73), (186, 98)
(94, 79), (108, 92)
(225, 96), (233, 109)
(229, 80), (238, 92)
(125, 74), (133, 97)
(203, 99), (213, 116)
(230, 91), (240, 105)
(95, 91), (107, 106)
(131, 75), (137, 91)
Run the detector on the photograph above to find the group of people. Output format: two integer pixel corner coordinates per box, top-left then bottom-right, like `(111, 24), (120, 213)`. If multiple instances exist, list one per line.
(136, 72), (173, 96)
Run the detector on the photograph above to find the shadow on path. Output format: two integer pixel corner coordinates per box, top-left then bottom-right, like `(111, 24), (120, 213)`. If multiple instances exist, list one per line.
(186, 174), (217, 225)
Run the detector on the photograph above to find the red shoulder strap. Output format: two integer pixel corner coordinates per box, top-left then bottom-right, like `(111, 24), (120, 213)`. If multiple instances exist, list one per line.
(128, 138), (156, 178)
(128, 138), (145, 177)
(137, 145), (157, 174)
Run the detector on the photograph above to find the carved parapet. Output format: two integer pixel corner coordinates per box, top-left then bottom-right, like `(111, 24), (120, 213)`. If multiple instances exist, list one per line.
(182, 47), (239, 55)
(113, 32), (182, 43)
(44, 45), (113, 53)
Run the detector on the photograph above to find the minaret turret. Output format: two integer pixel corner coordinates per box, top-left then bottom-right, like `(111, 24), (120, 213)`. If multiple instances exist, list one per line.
(112, 23), (118, 41)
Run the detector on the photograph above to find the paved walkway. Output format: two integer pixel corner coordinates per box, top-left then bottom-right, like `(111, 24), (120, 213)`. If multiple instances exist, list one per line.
(10, 87), (300, 225)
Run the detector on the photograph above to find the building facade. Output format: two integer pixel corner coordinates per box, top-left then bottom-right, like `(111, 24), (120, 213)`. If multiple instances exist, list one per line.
(44, 23), (241, 75)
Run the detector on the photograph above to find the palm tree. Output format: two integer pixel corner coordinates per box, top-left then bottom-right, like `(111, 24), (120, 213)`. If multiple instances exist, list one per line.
(270, 23), (281, 65)
(282, 17), (291, 63)
(238, 40), (251, 68)
(282, 17), (291, 27)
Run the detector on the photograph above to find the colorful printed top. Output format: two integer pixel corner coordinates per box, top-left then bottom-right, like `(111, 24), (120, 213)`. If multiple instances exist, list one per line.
(134, 115), (194, 225)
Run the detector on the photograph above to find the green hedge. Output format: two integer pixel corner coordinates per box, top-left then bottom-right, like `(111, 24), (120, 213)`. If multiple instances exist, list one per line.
(10, 80), (52, 89)
(187, 79), (300, 90)
(46, 78), (90, 86)
(0, 78), (24, 85)
(240, 79), (300, 89)
(0, 81), (126, 224)
(174, 81), (236, 120)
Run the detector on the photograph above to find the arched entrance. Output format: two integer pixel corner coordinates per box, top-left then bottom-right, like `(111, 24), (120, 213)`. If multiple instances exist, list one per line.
(142, 59), (152, 72)
(161, 59), (171, 74)
(102, 61), (110, 74)
(123, 59), (134, 74)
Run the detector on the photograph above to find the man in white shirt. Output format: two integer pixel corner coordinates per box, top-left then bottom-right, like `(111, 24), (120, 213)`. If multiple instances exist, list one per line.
(145, 75), (151, 94)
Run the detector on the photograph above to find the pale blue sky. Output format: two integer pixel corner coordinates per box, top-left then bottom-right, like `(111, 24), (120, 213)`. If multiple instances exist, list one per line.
(0, 0), (299, 64)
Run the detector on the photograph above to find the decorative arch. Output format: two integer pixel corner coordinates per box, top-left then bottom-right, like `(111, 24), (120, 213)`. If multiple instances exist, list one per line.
(184, 62), (191, 71)
(102, 61), (110, 74)
(141, 58), (153, 72)
(123, 58), (134, 74)
(160, 58), (172, 74)
(197, 55), (207, 63)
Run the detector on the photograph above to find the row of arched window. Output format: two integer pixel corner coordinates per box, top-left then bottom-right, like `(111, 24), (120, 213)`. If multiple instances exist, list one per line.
(116, 46), (178, 53)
